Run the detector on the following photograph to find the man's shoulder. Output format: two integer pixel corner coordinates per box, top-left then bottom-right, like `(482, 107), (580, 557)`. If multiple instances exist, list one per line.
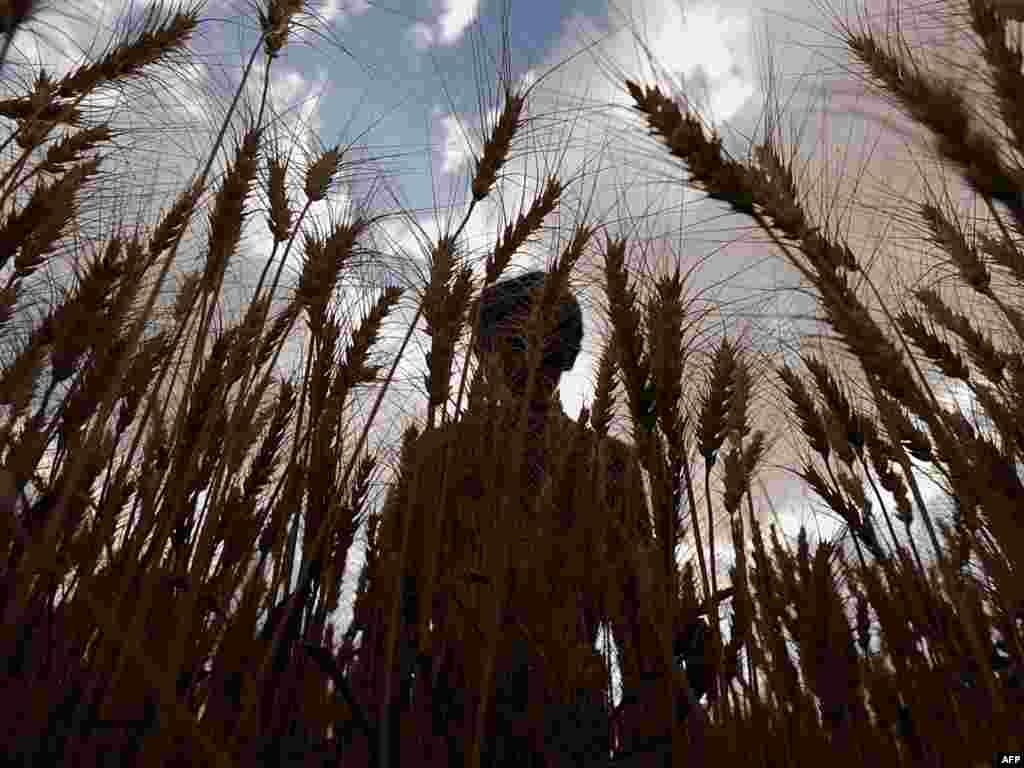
(404, 419), (466, 463)
(550, 406), (637, 461)
(406, 404), (640, 469)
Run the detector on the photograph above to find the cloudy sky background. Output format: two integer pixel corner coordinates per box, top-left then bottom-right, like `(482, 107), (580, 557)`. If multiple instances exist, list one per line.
(4, 0), (1003, 704)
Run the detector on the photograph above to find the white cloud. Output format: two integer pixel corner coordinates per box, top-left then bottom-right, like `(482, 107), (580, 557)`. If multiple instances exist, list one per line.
(438, 112), (475, 174)
(707, 75), (756, 124)
(437, 0), (480, 45)
(657, 4), (746, 81)
(409, 0), (480, 50)
(623, 1), (755, 125)
(317, 0), (370, 25)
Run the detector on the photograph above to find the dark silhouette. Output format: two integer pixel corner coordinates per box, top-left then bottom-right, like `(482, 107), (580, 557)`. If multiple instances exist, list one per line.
(347, 270), (714, 767)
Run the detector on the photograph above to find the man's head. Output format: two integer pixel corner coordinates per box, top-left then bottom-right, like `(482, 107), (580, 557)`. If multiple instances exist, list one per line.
(473, 270), (583, 401)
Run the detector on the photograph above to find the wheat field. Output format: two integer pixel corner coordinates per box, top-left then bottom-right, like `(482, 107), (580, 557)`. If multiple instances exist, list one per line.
(0, 0), (1021, 767)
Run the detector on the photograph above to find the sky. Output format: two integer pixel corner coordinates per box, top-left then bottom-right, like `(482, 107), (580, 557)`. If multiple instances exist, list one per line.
(3, 0), (1002, 708)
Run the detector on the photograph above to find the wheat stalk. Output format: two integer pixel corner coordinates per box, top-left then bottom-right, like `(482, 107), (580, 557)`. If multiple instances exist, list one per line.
(303, 145), (341, 204)
(0, 93), (78, 124)
(200, 128), (261, 295)
(779, 364), (831, 463)
(362, 83), (532, 768)
(696, 338), (737, 717)
(259, 0), (306, 59)
(471, 88), (524, 202)
(57, 4), (199, 99)
(589, 339), (618, 440)
(28, 9), (320, 761)
(0, 158), (100, 274)
(149, 132), (264, 689)
(265, 154), (293, 243)
(37, 124), (112, 175)
(847, 30), (1024, 233)
(895, 310), (972, 383)
(914, 288), (1006, 384)
(968, 0), (1024, 157)
(421, 235), (470, 427)
(626, 79), (1011, 697)
(919, 202), (991, 296)
(647, 268), (686, 554)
